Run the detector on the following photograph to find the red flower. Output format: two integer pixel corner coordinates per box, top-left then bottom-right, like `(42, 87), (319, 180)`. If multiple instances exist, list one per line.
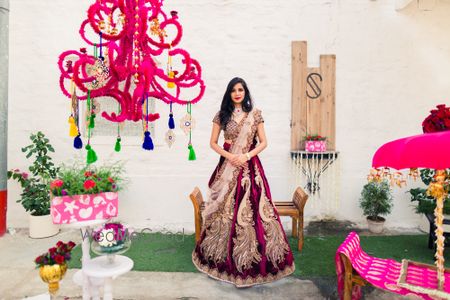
(54, 255), (65, 264)
(67, 241), (76, 250)
(107, 177), (115, 183)
(84, 171), (93, 177)
(50, 179), (64, 189)
(83, 179), (96, 190)
(423, 104), (450, 133)
(49, 247), (57, 254)
(56, 241), (63, 247)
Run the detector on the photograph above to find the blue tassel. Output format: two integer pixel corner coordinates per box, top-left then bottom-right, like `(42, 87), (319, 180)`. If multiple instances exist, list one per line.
(74, 134), (83, 149)
(168, 113), (175, 129)
(142, 131), (154, 150)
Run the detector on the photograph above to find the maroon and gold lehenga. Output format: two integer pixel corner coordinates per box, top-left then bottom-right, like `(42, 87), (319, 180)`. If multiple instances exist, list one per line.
(192, 108), (295, 287)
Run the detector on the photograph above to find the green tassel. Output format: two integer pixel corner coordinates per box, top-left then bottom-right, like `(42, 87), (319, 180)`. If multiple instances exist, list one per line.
(89, 114), (96, 129)
(188, 144), (196, 161)
(114, 137), (121, 152)
(85, 144), (98, 164)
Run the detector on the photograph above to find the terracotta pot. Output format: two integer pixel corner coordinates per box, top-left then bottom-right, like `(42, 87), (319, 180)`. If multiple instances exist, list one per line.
(39, 263), (68, 295)
(29, 214), (59, 239)
(367, 216), (385, 234)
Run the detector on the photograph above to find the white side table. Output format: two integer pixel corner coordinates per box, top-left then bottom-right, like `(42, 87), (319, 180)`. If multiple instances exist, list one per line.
(82, 255), (134, 300)
(62, 219), (107, 300)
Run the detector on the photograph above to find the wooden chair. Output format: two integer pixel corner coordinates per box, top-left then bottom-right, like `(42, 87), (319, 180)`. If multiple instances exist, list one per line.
(189, 186), (308, 251)
(339, 253), (369, 300)
(273, 187), (309, 251)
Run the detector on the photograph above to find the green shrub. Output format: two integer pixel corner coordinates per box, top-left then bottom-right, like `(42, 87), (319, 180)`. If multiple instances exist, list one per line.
(359, 180), (393, 221)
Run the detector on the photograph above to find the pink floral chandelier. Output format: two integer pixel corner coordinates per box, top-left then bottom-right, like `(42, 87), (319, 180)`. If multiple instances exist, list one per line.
(58, 0), (205, 163)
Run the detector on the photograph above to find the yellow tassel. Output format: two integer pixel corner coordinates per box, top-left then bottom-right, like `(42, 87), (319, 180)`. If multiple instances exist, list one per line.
(167, 71), (175, 88)
(68, 116), (78, 137)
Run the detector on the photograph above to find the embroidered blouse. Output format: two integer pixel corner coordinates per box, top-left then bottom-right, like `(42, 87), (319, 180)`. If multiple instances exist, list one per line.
(212, 109), (264, 141)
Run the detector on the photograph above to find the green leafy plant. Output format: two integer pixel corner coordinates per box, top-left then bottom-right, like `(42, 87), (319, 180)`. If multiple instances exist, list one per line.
(359, 180), (393, 221)
(7, 132), (58, 216)
(50, 161), (126, 197)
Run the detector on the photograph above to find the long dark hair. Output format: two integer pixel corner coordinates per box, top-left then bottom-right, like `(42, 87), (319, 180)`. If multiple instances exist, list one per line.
(219, 77), (253, 128)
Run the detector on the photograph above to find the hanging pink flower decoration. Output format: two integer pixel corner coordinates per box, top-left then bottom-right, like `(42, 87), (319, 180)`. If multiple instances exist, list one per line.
(58, 0), (205, 125)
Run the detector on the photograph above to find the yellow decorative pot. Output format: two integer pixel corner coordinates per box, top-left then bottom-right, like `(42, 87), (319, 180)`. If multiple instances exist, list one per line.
(39, 263), (68, 295)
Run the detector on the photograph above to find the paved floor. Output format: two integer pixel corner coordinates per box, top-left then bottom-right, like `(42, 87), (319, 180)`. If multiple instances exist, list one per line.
(0, 224), (413, 299)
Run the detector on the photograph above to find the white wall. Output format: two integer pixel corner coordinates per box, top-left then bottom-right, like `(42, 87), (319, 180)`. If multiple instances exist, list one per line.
(7, 0), (450, 231)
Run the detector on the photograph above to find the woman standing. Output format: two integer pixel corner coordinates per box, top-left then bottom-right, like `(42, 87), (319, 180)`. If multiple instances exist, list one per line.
(192, 77), (295, 287)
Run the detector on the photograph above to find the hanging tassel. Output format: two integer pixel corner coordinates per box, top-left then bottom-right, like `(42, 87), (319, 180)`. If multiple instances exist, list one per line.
(74, 134), (83, 149)
(85, 144), (98, 164)
(89, 114), (96, 129)
(68, 116), (79, 137)
(168, 113), (175, 129)
(114, 137), (121, 152)
(188, 144), (196, 161)
(142, 131), (154, 150)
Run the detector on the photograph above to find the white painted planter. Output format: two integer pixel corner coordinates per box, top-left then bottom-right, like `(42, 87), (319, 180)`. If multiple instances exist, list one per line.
(29, 214), (59, 239)
(367, 217), (385, 234)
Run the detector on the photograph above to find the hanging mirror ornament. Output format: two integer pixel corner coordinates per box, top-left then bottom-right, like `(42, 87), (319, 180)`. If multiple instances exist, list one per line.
(165, 129), (176, 148)
(180, 113), (196, 135)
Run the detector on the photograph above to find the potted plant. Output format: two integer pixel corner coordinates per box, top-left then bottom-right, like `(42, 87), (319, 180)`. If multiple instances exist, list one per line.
(35, 240), (76, 296)
(304, 134), (327, 152)
(8, 131), (60, 238)
(359, 180), (393, 233)
(49, 162), (125, 224)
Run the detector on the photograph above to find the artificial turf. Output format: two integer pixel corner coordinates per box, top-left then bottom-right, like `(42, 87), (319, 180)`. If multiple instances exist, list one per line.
(69, 232), (450, 277)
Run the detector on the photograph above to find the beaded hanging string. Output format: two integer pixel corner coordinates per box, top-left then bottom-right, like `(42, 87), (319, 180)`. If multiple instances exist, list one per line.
(167, 48), (175, 89)
(114, 102), (121, 152)
(187, 102), (196, 160)
(168, 101), (175, 129)
(99, 32), (104, 60)
(142, 93), (154, 150)
(85, 44), (98, 164)
(68, 79), (79, 138)
(85, 89), (98, 164)
(165, 101), (176, 148)
(71, 79), (83, 149)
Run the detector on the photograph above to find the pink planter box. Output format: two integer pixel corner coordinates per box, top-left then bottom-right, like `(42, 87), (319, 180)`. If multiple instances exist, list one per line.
(51, 192), (118, 224)
(305, 140), (327, 152)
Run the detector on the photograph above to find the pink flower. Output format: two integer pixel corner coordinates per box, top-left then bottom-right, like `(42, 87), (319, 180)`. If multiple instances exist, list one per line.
(83, 179), (96, 190)
(21, 172), (28, 179)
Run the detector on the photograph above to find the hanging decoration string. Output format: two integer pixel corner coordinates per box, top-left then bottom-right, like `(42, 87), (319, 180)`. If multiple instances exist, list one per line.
(85, 43), (98, 164)
(114, 102), (121, 152)
(142, 93), (154, 150)
(71, 79), (83, 149)
(187, 102), (196, 161)
(168, 101), (175, 129)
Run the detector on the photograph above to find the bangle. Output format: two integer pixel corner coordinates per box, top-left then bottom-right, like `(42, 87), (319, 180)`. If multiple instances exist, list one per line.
(245, 153), (251, 161)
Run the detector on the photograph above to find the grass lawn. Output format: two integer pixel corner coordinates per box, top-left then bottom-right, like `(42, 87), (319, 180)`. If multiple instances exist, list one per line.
(69, 232), (450, 277)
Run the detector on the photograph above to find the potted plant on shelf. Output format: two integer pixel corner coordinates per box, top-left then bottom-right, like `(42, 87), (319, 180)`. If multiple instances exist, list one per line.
(8, 131), (60, 238)
(49, 162), (125, 224)
(359, 180), (393, 233)
(304, 134), (327, 152)
(35, 240), (76, 296)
